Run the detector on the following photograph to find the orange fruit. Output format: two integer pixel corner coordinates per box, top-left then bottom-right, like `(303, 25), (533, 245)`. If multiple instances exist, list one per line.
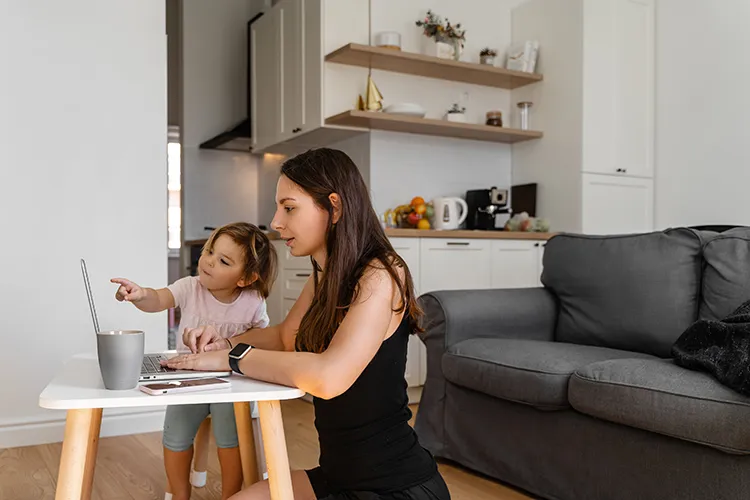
(417, 219), (431, 230)
(414, 203), (427, 215)
(410, 196), (425, 207)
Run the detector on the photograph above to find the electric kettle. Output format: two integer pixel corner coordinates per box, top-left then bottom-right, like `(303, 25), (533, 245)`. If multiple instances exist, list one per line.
(431, 197), (468, 230)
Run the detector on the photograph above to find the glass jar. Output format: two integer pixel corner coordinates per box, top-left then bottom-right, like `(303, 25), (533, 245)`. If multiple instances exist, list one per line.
(485, 110), (503, 127)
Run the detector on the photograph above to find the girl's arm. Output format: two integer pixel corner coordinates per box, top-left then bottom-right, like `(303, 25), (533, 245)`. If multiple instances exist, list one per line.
(234, 265), (398, 399)
(111, 278), (175, 313)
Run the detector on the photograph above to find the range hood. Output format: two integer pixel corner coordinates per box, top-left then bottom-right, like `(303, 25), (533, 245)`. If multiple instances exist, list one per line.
(199, 12), (263, 153)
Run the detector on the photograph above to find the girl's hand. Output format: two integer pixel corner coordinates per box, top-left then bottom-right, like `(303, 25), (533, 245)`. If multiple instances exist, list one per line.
(182, 325), (226, 354)
(111, 278), (146, 302)
(160, 349), (231, 372)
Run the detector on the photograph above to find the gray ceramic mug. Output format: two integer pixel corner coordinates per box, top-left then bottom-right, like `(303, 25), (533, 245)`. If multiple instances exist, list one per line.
(96, 330), (144, 390)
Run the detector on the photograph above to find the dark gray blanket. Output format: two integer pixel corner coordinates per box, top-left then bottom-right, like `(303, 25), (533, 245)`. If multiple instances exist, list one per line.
(672, 300), (750, 396)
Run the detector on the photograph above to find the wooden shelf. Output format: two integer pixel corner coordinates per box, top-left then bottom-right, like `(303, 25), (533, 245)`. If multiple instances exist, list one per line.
(325, 43), (542, 89)
(325, 110), (543, 144)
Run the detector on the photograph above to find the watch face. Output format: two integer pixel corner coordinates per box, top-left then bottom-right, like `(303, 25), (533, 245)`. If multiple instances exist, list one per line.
(229, 343), (252, 358)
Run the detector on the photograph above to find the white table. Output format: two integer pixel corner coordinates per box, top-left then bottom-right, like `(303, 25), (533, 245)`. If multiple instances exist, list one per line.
(39, 353), (305, 500)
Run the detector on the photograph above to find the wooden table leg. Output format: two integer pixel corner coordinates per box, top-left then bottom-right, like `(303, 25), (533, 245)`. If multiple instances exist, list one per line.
(234, 402), (260, 487)
(257, 400), (293, 500)
(81, 408), (102, 500)
(56, 408), (102, 500)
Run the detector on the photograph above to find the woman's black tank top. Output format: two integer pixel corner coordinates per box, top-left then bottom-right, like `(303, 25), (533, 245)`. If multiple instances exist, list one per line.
(309, 315), (437, 493)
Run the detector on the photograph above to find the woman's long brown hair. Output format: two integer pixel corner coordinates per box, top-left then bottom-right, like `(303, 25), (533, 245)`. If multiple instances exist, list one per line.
(282, 148), (423, 354)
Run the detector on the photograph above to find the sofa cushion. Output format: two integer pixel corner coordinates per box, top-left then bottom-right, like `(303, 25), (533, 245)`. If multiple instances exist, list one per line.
(542, 228), (705, 357)
(442, 338), (655, 410)
(570, 358), (750, 454)
(700, 227), (750, 321)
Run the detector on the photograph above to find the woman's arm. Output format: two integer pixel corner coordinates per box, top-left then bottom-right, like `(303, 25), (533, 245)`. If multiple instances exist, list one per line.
(235, 266), (398, 399)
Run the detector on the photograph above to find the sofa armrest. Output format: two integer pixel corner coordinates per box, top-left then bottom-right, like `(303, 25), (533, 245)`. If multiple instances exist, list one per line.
(413, 287), (558, 456)
(418, 287), (558, 349)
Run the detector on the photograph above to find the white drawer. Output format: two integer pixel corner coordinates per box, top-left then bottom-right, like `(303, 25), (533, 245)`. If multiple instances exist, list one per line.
(283, 269), (312, 299)
(420, 238), (491, 252)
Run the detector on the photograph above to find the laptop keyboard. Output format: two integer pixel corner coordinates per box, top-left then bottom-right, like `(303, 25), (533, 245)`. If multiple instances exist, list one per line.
(141, 354), (176, 374)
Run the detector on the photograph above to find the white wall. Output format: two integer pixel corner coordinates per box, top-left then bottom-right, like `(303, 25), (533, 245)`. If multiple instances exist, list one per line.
(0, 0), (168, 448)
(181, 0), (261, 241)
(369, 131), (512, 216)
(511, 0), (584, 232)
(655, 0), (750, 227)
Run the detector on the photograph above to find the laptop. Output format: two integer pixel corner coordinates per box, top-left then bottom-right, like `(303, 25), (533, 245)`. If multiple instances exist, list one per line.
(80, 259), (232, 382)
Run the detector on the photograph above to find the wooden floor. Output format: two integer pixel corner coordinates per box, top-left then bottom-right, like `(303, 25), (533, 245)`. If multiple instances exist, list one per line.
(0, 400), (534, 500)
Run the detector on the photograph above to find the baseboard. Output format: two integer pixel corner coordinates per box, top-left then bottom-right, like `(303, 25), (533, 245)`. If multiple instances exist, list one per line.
(0, 407), (167, 450)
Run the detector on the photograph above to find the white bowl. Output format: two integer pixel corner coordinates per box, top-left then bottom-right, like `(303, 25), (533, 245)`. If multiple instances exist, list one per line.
(383, 103), (426, 118)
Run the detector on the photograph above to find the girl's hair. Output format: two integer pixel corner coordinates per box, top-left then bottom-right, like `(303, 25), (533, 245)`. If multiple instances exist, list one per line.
(281, 148), (423, 354)
(203, 222), (278, 298)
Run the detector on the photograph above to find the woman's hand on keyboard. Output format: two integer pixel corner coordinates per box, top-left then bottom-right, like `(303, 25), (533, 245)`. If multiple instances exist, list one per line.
(182, 325), (226, 353)
(161, 349), (230, 372)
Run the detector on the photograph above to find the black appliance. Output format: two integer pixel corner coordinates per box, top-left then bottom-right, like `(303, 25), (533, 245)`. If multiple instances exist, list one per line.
(465, 187), (511, 230)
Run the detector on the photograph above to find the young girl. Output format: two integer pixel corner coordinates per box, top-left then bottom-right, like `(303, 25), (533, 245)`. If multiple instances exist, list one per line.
(111, 222), (278, 500)
(164, 148), (451, 500)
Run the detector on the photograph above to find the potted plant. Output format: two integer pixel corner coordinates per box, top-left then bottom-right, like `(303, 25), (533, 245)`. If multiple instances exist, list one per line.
(444, 103), (467, 123)
(480, 47), (497, 65)
(415, 10), (466, 60)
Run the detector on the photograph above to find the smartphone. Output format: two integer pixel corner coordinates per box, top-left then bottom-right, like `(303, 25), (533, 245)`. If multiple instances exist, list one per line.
(139, 377), (231, 395)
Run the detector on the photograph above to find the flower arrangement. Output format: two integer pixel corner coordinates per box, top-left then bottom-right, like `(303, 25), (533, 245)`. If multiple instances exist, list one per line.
(479, 47), (497, 65)
(446, 103), (466, 114)
(415, 10), (466, 48)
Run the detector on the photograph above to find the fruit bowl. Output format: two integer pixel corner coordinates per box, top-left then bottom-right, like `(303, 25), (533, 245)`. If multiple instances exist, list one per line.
(385, 196), (434, 230)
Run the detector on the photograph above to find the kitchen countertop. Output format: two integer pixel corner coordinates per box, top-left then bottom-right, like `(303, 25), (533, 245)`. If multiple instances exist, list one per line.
(185, 229), (555, 247)
(384, 228), (555, 240)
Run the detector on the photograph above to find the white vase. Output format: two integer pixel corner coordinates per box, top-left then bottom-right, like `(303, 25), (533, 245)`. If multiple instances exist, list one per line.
(445, 113), (467, 123)
(421, 36), (454, 60)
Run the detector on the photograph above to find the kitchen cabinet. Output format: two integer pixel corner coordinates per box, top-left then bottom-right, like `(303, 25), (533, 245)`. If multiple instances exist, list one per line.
(511, 0), (655, 234)
(389, 238), (422, 388)
(582, 173), (654, 235)
(582, 0), (654, 178)
(251, 8), (280, 152)
(490, 240), (544, 289)
(419, 239), (492, 293)
(252, 0), (322, 150)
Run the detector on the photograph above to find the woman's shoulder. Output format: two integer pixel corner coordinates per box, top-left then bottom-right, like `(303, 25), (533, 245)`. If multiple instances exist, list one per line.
(357, 256), (407, 295)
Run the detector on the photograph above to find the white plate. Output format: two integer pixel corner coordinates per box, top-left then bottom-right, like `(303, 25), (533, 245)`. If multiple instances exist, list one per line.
(383, 103), (426, 118)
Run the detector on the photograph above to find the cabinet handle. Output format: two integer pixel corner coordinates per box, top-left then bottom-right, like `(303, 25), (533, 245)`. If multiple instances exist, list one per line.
(534, 243), (540, 247)
(295, 272), (311, 277)
(446, 242), (470, 246)
(292, 127), (301, 133)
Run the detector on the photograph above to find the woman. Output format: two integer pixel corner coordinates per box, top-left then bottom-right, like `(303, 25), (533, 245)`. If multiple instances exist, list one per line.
(165, 148), (451, 500)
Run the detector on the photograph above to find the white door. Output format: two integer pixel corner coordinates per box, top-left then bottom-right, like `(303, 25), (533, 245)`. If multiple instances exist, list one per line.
(490, 240), (540, 289)
(419, 239), (492, 293)
(279, 0), (302, 140)
(582, 0), (654, 178)
(252, 9), (281, 151)
(582, 173), (654, 235)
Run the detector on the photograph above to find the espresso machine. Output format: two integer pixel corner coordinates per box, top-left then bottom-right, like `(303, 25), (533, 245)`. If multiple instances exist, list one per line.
(465, 187), (511, 230)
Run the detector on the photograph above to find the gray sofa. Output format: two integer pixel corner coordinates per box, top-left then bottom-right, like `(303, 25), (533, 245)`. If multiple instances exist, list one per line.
(415, 227), (750, 500)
